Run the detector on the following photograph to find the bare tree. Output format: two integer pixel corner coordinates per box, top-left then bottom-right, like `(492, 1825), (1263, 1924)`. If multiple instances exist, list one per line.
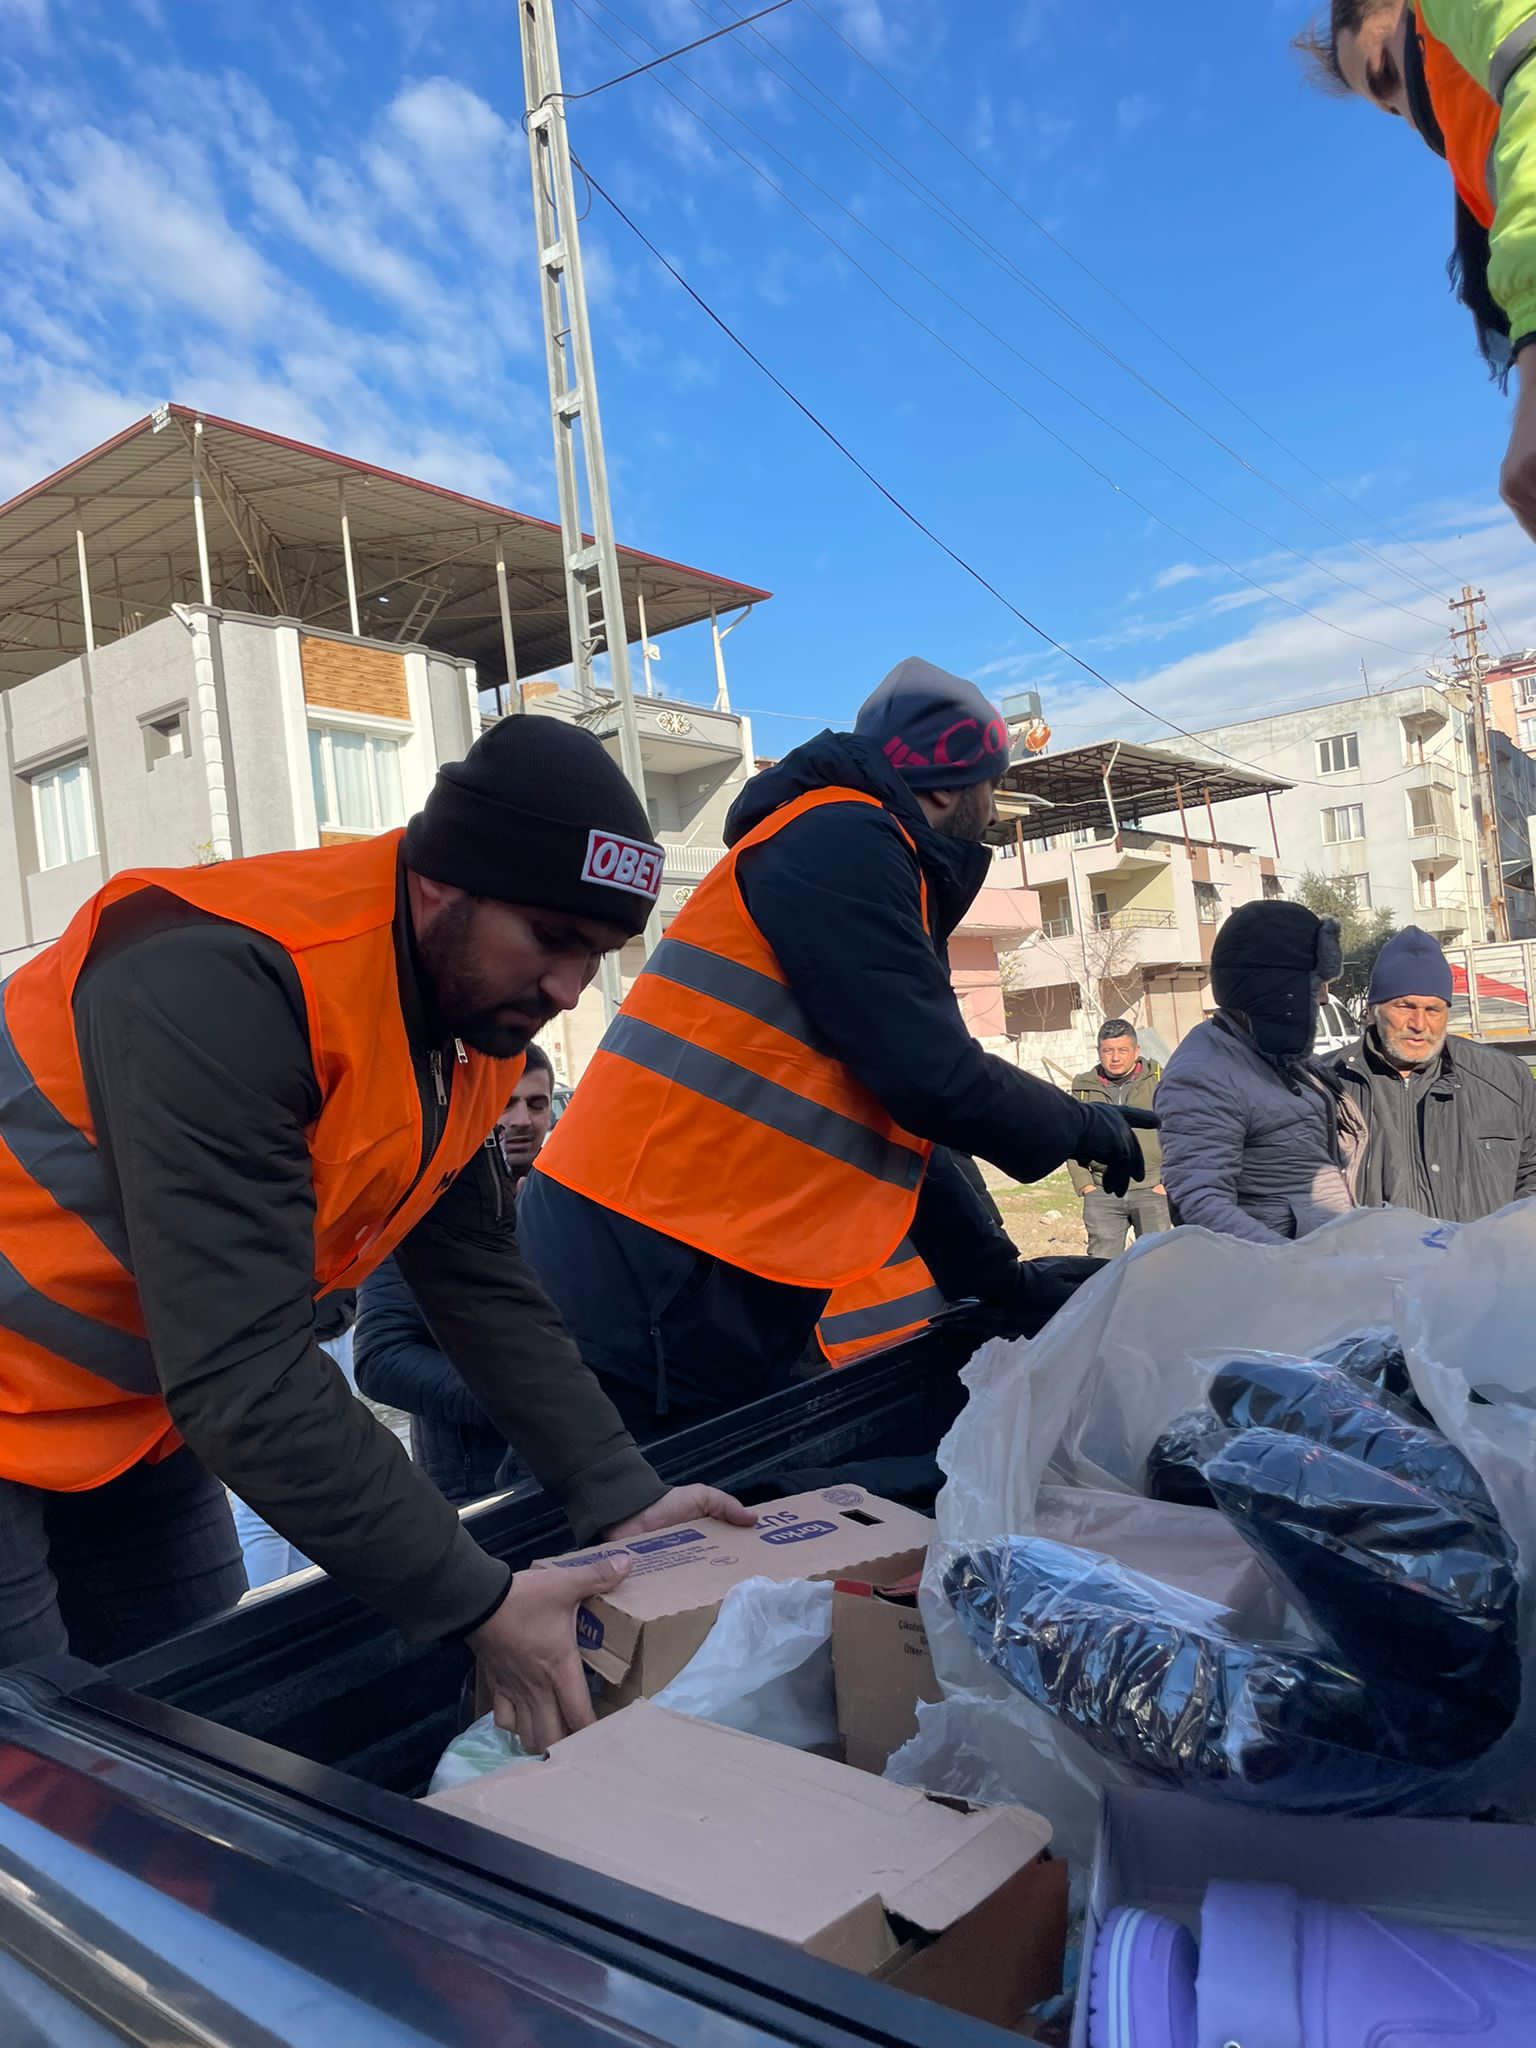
(1001, 917), (1144, 1034)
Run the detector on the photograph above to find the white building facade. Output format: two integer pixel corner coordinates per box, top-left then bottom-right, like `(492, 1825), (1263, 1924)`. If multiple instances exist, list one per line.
(1177, 685), (1489, 946)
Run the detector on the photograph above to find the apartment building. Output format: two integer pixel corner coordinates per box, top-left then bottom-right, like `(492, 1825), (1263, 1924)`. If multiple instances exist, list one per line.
(988, 740), (1286, 1075)
(1482, 651), (1536, 757)
(1178, 685), (1482, 943)
(0, 408), (767, 989)
(1181, 683), (1536, 944)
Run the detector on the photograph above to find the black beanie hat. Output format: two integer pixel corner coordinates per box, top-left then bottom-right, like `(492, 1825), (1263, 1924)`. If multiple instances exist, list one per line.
(403, 715), (662, 937)
(1211, 900), (1343, 1058)
(853, 656), (1011, 789)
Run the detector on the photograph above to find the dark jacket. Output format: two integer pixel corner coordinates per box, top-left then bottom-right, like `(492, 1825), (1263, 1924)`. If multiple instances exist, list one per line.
(520, 731), (1093, 1426)
(1156, 1014), (1365, 1246)
(1068, 1059), (1163, 1193)
(1334, 1030), (1536, 1224)
(70, 863), (664, 1646)
(354, 1256), (513, 1508)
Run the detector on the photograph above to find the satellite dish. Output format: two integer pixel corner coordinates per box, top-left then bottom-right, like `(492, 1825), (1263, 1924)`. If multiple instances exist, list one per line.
(1023, 720), (1052, 753)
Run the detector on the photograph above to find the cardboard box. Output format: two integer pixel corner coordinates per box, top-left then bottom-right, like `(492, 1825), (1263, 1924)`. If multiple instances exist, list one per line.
(1068, 1786), (1536, 2048)
(542, 1487), (935, 1711)
(832, 1568), (940, 1775)
(429, 1700), (1066, 2029)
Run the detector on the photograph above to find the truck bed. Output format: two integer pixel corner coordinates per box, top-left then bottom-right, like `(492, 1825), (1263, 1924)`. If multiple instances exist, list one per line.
(0, 1331), (997, 2047)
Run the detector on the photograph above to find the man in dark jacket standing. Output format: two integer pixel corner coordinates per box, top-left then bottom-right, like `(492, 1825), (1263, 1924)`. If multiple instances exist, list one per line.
(519, 658), (1151, 1434)
(355, 1044), (557, 1505)
(1069, 1020), (1167, 1255)
(1335, 926), (1536, 1221)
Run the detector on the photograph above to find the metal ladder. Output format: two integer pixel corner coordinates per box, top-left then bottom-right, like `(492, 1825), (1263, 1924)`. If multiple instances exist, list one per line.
(518, 0), (660, 982)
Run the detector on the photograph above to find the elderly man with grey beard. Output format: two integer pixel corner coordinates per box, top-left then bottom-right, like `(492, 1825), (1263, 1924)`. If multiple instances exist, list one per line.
(1334, 926), (1536, 1221)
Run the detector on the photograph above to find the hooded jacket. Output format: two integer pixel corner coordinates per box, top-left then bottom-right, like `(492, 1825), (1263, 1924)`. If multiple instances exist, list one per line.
(1156, 1013), (1366, 1246)
(519, 731), (1090, 1419)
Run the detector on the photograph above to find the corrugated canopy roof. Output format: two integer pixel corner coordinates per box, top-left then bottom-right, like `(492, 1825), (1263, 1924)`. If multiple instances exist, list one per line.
(0, 404), (770, 688)
(991, 738), (1290, 845)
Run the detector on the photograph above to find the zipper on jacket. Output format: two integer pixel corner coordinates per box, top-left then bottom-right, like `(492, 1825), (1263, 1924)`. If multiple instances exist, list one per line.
(430, 1050), (446, 1107)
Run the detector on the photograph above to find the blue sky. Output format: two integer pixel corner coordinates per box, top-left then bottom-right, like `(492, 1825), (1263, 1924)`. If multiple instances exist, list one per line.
(3, 0), (1534, 765)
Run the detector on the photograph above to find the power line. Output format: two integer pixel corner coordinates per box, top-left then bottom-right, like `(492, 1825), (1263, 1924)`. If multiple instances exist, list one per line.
(578, 159), (1443, 793)
(576, 0), (1438, 655)
(552, 0), (793, 100)
(720, 0), (1465, 612)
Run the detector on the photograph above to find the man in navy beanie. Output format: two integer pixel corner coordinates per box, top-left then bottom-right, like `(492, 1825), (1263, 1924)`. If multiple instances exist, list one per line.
(521, 656), (1154, 1430)
(1334, 925), (1536, 1220)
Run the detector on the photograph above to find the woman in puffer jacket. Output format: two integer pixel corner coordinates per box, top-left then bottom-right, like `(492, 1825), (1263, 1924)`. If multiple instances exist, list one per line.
(1156, 903), (1367, 1245)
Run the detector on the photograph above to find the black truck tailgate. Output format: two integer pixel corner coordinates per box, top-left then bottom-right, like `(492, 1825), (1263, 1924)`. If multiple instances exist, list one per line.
(0, 1334), (1015, 2048)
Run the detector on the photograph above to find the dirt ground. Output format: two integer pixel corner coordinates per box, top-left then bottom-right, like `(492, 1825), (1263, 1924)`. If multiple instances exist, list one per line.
(979, 1165), (1090, 1257)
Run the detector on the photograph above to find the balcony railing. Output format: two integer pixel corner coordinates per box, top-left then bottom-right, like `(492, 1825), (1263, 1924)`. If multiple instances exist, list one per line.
(1409, 828), (1462, 866)
(1040, 916), (1074, 938)
(1091, 908), (1178, 932)
(1405, 761), (1456, 794)
(662, 843), (727, 879)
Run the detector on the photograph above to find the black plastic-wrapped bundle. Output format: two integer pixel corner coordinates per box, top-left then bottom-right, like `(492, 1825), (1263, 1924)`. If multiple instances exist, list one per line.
(1144, 1407), (1232, 1509)
(943, 1537), (1445, 1806)
(1316, 1329), (1421, 1411)
(1207, 1359), (1498, 1526)
(1205, 1429), (1520, 1763)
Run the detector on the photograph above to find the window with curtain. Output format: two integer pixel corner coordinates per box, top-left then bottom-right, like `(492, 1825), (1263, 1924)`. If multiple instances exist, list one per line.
(30, 756), (97, 870)
(309, 726), (407, 834)
(1320, 803), (1365, 845)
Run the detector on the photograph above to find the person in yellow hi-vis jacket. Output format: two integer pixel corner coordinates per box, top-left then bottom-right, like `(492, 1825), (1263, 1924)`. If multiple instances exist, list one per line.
(1299, 1), (1536, 535)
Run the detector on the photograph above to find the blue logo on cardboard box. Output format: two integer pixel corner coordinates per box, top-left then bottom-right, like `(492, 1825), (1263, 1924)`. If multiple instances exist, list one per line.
(626, 1529), (707, 1557)
(576, 1606), (604, 1652)
(759, 1518), (838, 1546)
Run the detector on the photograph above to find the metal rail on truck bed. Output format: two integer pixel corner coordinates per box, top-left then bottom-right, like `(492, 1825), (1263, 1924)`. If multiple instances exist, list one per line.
(0, 1328), (1001, 2048)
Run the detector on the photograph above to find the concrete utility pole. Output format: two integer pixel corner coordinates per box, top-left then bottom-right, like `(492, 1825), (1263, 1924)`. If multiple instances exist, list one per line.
(1450, 586), (1511, 944)
(518, 0), (661, 1004)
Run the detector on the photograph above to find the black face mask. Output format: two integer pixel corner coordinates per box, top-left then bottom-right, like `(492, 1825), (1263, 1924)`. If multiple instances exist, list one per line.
(1403, 10), (1446, 156)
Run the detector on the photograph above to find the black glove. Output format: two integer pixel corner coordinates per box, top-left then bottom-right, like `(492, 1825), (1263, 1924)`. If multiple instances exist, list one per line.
(968, 1256), (1108, 1341)
(1074, 1102), (1158, 1200)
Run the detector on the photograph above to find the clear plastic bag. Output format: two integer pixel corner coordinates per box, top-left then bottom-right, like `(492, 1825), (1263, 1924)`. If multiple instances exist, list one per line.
(651, 1577), (837, 1751)
(903, 1204), (1536, 1866)
(427, 1716), (534, 1794)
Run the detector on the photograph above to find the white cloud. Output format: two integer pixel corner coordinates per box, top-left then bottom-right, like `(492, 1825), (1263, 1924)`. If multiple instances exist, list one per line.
(1153, 561), (1204, 591)
(1026, 507), (1536, 751)
(45, 128), (284, 335)
(1116, 94), (1157, 137)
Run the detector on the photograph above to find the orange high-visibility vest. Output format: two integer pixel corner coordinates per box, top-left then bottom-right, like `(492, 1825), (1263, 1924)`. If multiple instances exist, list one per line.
(817, 1239), (947, 1367)
(535, 786), (933, 1289)
(1420, 17), (1502, 227)
(0, 830), (519, 1492)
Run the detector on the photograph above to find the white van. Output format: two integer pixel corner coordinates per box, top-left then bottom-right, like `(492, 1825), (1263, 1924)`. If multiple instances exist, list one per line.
(1313, 995), (1359, 1057)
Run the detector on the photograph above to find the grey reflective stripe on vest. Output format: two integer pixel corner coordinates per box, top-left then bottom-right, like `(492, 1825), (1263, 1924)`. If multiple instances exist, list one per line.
(602, 1014), (925, 1190)
(1491, 15), (1536, 102)
(643, 938), (830, 1054)
(819, 1281), (948, 1347)
(0, 987), (158, 1394)
(0, 1249), (159, 1394)
(0, 996), (134, 1269)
